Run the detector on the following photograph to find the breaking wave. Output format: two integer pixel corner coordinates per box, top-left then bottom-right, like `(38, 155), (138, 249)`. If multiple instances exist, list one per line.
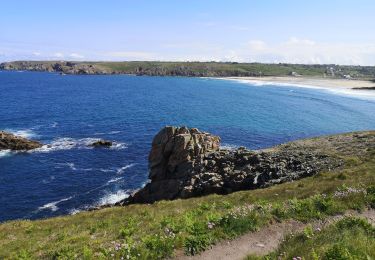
(220, 144), (239, 150)
(0, 150), (12, 158)
(107, 177), (124, 184)
(33, 137), (127, 153)
(37, 196), (73, 212)
(97, 190), (129, 206)
(116, 163), (136, 174)
(5, 128), (38, 139)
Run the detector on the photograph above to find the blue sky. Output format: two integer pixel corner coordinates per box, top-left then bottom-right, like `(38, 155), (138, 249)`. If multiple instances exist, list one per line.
(1, 0), (374, 65)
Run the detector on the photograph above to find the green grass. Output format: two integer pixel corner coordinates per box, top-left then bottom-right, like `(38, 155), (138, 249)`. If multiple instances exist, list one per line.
(247, 217), (375, 260)
(0, 150), (374, 259)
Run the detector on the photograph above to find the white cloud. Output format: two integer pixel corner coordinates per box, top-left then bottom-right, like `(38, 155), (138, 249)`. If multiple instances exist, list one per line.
(236, 37), (375, 65)
(285, 37), (316, 46)
(53, 52), (64, 58)
(247, 40), (267, 51)
(106, 51), (156, 60)
(69, 53), (84, 59)
(32, 52), (41, 56)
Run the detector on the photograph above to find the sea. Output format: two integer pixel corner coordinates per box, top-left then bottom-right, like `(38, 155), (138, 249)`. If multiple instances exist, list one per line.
(1, 71), (375, 222)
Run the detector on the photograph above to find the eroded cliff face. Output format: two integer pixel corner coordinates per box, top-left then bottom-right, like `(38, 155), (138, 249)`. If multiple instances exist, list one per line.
(120, 127), (351, 205)
(0, 61), (110, 75)
(0, 131), (42, 151)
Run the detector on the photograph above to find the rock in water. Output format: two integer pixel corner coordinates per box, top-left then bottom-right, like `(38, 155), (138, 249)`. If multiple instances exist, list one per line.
(90, 140), (113, 148)
(0, 131), (42, 150)
(119, 126), (344, 205)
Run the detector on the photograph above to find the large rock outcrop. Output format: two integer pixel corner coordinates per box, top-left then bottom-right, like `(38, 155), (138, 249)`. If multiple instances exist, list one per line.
(124, 126), (220, 203)
(0, 131), (42, 151)
(121, 126), (345, 205)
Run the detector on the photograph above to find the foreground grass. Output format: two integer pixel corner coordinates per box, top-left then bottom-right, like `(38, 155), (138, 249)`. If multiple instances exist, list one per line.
(247, 217), (375, 260)
(0, 149), (374, 259)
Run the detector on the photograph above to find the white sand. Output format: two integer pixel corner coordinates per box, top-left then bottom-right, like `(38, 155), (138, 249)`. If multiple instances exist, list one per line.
(219, 76), (375, 100)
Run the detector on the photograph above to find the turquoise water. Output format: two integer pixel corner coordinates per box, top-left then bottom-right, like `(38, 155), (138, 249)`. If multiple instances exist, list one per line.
(1, 71), (375, 222)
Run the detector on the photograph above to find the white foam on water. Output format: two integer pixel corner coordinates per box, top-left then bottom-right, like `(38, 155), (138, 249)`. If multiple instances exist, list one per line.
(69, 208), (82, 215)
(51, 122), (58, 128)
(109, 131), (122, 134)
(33, 137), (128, 153)
(64, 163), (77, 171)
(5, 129), (38, 139)
(97, 190), (129, 206)
(107, 177), (124, 184)
(219, 78), (375, 101)
(99, 168), (116, 173)
(110, 142), (128, 150)
(116, 163), (136, 174)
(38, 196), (73, 212)
(0, 149), (12, 158)
(220, 144), (239, 150)
(42, 175), (55, 184)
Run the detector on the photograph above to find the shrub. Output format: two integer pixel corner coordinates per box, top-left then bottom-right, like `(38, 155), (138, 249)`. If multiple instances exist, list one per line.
(119, 217), (137, 238)
(142, 234), (175, 259)
(324, 244), (355, 260)
(184, 233), (212, 256)
(302, 224), (314, 240)
(219, 210), (259, 237)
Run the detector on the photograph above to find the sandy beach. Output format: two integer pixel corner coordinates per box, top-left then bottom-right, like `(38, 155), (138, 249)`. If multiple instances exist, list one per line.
(221, 76), (375, 100)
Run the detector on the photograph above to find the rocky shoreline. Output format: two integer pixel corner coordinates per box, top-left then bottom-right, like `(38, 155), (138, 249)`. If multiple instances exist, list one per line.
(118, 127), (375, 205)
(0, 131), (42, 151)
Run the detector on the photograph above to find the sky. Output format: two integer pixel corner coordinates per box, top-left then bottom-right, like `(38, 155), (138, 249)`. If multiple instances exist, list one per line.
(1, 0), (374, 65)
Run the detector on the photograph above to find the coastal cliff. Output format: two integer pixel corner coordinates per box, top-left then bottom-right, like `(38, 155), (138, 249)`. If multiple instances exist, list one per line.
(1, 129), (374, 259)
(120, 127), (375, 205)
(2, 61), (375, 79)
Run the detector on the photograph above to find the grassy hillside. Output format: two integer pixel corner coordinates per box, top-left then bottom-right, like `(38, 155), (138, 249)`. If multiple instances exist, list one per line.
(0, 132), (374, 259)
(2, 61), (375, 79)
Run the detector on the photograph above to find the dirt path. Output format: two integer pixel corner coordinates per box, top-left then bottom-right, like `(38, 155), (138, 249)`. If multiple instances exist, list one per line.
(175, 209), (375, 260)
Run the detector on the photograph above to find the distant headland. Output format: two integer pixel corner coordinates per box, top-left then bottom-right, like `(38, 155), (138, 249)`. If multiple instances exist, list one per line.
(1, 61), (375, 80)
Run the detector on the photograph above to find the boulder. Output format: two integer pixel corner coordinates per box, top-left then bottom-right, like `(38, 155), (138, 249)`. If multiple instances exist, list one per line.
(123, 126), (220, 204)
(90, 140), (113, 148)
(0, 131), (42, 151)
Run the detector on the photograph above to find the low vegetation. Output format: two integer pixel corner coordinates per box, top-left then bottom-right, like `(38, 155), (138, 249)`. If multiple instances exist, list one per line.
(247, 217), (375, 259)
(0, 146), (374, 259)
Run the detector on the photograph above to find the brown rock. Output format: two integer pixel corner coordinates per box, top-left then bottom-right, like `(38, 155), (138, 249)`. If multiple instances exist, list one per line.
(0, 131), (42, 151)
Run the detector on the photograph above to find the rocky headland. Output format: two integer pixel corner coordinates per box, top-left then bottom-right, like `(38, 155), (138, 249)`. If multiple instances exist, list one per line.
(0, 131), (42, 151)
(119, 127), (375, 205)
(2, 61), (375, 79)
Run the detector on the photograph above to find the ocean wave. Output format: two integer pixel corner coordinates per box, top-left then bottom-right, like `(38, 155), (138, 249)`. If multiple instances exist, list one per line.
(69, 208), (82, 215)
(33, 137), (128, 153)
(97, 190), (129, 206)
(220, 78), (375, 101)
(107, 177), (124, 184)
(56, 162), (77, 171)
(116, 163), (136, 174)
(51, 122), (58, 128)
(42, 175), (55, 184)
(37, 196), (73, 212)
(0, 149), (12, 158)
(109, 131), (122, 134)
(110, 142), (128, 150)
(5, 129), (38, 139)
(220, 144), (239, 150)
(99, 168), (116, 173)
